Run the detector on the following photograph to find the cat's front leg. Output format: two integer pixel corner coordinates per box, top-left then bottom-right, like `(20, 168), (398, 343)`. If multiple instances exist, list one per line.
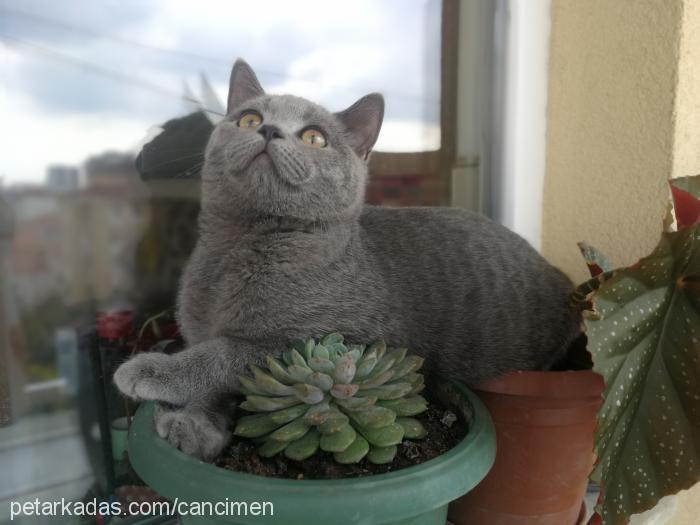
(113, 351), (188, 405)
(114, 336), (270, 405)
(114, 336), (269, 460)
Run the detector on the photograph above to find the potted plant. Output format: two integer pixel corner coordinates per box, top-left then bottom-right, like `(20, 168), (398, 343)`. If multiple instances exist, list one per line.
(580, 175), (700, 524)
(450, 175), (700, 525)
(126, 334), (496, 525)
(447, 354), (604, 525)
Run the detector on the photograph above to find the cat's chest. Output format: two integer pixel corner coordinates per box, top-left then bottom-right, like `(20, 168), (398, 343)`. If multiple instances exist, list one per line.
(186, 242), (325, 338)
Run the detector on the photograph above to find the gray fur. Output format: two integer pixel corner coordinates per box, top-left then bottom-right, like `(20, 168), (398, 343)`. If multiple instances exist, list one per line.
(114, 59), (580, 460)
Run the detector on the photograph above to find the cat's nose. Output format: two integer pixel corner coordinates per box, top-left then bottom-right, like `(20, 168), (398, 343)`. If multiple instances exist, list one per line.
(257, 124), (283, 142)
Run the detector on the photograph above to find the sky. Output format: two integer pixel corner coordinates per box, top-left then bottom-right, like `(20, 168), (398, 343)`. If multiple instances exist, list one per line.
(0, 0), (441, 185)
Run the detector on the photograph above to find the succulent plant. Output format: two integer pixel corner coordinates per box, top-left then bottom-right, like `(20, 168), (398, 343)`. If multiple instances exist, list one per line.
(233, 333), (428, 464)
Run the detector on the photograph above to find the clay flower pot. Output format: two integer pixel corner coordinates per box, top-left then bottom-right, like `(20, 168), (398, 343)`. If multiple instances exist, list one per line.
(448, 370), (604, 525)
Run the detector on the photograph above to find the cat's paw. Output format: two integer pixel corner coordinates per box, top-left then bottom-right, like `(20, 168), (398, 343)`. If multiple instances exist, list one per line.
(154, 405), (230, 461)
(113, 352), (185, 404)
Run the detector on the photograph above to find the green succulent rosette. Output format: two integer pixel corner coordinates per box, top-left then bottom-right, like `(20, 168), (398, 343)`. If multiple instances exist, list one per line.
(233, 333), (428, 465)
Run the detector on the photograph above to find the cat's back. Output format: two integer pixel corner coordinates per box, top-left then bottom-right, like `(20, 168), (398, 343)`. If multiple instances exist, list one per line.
(359, 205), (550, 272)
(360, 204), (514, 240)
(358, 205), (578, 376)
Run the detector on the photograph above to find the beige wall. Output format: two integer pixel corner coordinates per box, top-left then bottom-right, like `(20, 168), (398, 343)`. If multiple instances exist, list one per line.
(673, 0), (700, 178)
(542, 0), (700, 522)
(541, 0), (699, 284)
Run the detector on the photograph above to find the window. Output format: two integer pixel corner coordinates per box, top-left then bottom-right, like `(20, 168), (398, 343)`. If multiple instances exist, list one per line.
(0, 1), (457, 522)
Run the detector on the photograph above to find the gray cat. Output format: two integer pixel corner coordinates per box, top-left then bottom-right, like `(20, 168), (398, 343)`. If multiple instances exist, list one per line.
(114, 59), (581, 460)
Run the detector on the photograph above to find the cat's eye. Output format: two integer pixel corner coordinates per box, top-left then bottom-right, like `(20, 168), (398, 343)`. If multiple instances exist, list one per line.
(300, 128), (327, 148)
(237, 111), (263, 129)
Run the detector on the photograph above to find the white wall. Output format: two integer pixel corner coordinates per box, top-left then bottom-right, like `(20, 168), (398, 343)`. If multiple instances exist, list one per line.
(489, 0), (551, 250)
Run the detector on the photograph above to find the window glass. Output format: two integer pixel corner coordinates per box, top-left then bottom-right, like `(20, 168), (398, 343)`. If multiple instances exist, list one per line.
(0, 1), (442, 523)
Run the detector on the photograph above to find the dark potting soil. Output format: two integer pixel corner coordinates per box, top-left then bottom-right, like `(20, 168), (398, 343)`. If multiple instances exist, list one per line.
(215, 396), (468, 480)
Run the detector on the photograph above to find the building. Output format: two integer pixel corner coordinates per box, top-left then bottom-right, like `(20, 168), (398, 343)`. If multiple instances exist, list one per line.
(46, 165), (79, 193)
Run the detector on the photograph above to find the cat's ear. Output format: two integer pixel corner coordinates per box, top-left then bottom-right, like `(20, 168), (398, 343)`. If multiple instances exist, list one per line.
(335, 93), (384, 160)
(227, 59), (265, 114)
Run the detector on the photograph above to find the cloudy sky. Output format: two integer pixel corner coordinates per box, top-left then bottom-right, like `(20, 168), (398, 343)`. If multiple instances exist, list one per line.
(0, 0), (441, 185)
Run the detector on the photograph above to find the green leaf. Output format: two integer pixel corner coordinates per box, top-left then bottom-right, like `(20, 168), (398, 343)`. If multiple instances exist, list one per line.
(237, 375), (267, 396)
(307, 357), (335, 375)
(367, 445), (397, 465)
(284, 428), (320, 461)
(249, 364), (295, 396)
(306, 372), (333, 391)
(258, 439), (288, 458)
(358, 422), (404, 447)
(240, 395), (301, 412)
(346, 406), (396, 429)
(333, 435), (369, 464)
(303, 339), (316, 361)
(368, 355), (397, 378)
(585, 225), (700, 525)
(286, 365), (312, 383)
(292, 384), (324, 404)
(332, 355), (356, 384)
(396, 417), (426, 439)
(334, 395), (377, 411)
(355, 355), (378, 380)
(286, 340), (305, 359)
(265, 356), (295, 385)
(318, 409), (349, 434)
(386, 347), (408, 365)
(288, 348), (309, 368)
(358, 370), (395, 388)
(233, 413), (281, 438)
(268, 418), (310, 442)
(330, 383), (359, 399)
(327, 344), (346, 363)
(319, 423), (356, 452)
(312, 344), (330, 360)
(358, 382), (412, 400)
(268, 404), (309, 425)
(346, 348), (363, 362)
(367, 340), (387, 361)
(302, 402), (332, 426)
(322, 332), (344, 345)
(388, 355), (424, 381)
(137, 309), (169, 340)
(378, 396), (428, 416)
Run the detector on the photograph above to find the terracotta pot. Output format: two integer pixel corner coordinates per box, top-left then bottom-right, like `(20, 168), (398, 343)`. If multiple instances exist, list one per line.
(448, 370), (604, 525)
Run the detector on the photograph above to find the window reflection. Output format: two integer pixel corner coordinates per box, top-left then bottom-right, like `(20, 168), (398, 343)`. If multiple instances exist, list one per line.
(0, 0), (442, 522)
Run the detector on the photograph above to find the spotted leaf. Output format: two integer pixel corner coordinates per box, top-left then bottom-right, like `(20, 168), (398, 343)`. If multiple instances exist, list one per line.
(586, 225), (700, 525)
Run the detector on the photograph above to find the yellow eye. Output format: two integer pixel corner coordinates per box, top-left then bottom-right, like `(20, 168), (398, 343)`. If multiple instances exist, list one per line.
(301, 128), (327, 148)
(238, 111), (262, 129)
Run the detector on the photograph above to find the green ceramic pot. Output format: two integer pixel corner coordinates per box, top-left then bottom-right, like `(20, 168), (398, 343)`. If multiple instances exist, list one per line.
(127, 382), (495, 525)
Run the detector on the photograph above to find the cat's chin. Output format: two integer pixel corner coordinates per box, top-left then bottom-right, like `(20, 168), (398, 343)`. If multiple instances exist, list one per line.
(250, 150), (271, 165)
(249, 151), (277, 176)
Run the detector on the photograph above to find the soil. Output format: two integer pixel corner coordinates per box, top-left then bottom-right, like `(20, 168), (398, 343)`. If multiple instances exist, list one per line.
(215, 395), (468, 480)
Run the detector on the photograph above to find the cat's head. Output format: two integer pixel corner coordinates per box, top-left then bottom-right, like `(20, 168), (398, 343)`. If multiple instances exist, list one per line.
(201, 59), (384, 222)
